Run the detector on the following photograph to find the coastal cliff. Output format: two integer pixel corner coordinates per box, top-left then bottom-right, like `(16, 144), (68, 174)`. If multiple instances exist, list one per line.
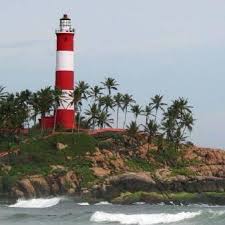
(1, 132), (225, 204)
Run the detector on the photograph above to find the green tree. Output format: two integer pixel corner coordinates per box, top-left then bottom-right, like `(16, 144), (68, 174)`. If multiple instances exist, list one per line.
(98, 95), (115, 114)
(30, 92), (40, 126)
(122, 94), (135, 128)
(0, 86), (8, 101)
(143, 119), (158, 148)
(162, 97), (194, 147)
(131, 104), (143, 123)
(101, 77), (119, 95)
(126, 121), (140, 146)
(96, 111), (113, 128)
(85, 103), (100, 129)
(150, 94), (167, 122)
(36, 87), (54, 131)
(52, 88), (64, 133)
(89, 85), (103, 101)
(143, 105), (153, 125)
(114, 93), (123, 128)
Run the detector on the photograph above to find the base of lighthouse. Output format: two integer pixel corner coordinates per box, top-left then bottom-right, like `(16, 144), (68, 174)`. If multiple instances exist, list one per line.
(56, 110), (75, 129)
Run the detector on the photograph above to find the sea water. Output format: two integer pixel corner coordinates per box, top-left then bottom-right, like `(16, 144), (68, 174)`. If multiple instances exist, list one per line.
(1, 197), (225, 225)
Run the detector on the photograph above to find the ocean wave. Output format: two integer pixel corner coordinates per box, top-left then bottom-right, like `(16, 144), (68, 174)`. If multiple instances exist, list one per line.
(90, 211), (201, 225)
(133, 202), (146, 205)
(77, 202), (90, 206)
(207, 209), (225, 217)
(8, 197), (62, 208)
(95, 201), (112, 205)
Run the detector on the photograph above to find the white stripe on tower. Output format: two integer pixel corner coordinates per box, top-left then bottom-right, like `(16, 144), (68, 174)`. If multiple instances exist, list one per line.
(56, 51), (74, 71)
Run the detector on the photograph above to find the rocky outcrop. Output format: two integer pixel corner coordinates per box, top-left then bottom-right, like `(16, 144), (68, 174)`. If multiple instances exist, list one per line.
(11, 171), (79, 199)
(86, 148), (128, 176)
(90, 172), (225, 201)
(6, 143), (225, 203)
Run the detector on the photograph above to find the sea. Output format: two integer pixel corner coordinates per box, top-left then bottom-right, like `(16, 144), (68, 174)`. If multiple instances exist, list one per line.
(0, 197), (225, 225)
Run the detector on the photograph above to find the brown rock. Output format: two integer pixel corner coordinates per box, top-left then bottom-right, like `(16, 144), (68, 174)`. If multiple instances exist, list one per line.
(58, 171), (79, 192)
(29, 175), (50, 197)
(92, 167), (111, 177)
(17, 179), (36, 198)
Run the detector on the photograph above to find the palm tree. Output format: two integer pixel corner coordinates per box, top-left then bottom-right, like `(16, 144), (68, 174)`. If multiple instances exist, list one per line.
(69, 88), (82, 132)
(89, 85), (103, 101)
(180, 112), (194, 137)
(77, 81), (90, 100)
(150, 94), (167, 122)
(76, 81), (89, 129)
(144, 105), (153, 125)
(101, 77), (119, 95)
(0, 94), (29, 131)
(36, 87), (54, 131)
(130, 104), (143, 123)
(96, 111), (113, 128)
(52, 88), (64, 133)
(16, 90), (32, 129)
(69, 81), (89, 132)
(114, 93), (123, 128)
(126, 121), (140, 146)
(98, 95), (115, 114)
(121, 94), (135, 128)
(162, 97), (194, 147)
(85, 103), (100, 129)
(0, 86), (8, 101)
(143, 119), (158, 148)
(36, 87), (54, 118)
(30, 92), (40, 126)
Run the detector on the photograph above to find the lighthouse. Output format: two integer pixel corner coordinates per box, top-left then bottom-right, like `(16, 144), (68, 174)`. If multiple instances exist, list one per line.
(55, 14), (75, 129)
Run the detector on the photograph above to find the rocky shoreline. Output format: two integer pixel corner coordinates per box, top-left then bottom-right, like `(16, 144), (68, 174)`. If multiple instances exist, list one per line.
(5, 171), (225, 205)
(2, 133), (225, 205)
(1, 145), (225, 204)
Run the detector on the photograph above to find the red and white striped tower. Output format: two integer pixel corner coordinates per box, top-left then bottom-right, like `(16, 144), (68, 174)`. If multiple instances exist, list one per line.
(55, 14), (75, 129)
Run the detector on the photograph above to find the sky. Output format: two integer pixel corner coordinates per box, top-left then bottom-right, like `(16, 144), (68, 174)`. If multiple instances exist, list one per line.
(0, 0), (225, 148)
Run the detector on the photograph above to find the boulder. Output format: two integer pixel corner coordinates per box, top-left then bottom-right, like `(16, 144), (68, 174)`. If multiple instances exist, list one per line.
(16, 179), (36, 198)
(91, 167), (111, 177)
(29, 175), (50, 197)
(56, 143), (68, 151)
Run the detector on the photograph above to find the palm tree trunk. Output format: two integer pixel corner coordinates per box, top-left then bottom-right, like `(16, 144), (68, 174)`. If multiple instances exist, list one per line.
(116, 106), (119, 128)
(123, 108), (127, 129)
(154, 109), (158, 123)
(53, 108), (57, 133)
(78, 107), (82, 133)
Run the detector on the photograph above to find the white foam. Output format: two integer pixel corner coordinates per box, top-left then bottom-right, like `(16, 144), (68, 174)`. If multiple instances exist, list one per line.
(77, 202), (90, 206)
(8, 197), (61, 208)
(133, 202), (146, 205)
(95, 201), (112, 205)
(90, 211), (201, 225)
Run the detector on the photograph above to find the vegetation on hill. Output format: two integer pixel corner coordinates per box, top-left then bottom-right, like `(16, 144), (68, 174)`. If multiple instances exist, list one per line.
(0, 77), (194, 151)
(0, 77), (196, 197)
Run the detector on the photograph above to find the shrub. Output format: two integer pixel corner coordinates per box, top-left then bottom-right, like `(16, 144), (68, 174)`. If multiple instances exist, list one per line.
(69, 159), (95, 188)
(171, 167), (196, 176)
(0, 175), (18, 193)
(98, 140), (114, 150)
(126, 157), (155, 172)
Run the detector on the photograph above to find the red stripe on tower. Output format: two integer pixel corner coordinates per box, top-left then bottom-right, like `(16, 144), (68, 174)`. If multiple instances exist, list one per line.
(55, 14), (75, 129)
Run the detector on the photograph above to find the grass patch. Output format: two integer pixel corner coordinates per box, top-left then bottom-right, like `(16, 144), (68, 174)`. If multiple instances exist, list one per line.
(171, 167), (196, 176)
(1, 133), (97, 178)
(126, 157), (155, 172)
(68, 158), (95, 188)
